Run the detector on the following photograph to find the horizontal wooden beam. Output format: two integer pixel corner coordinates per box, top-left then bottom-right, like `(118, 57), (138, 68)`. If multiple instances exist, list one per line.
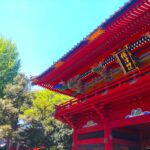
(76, 138), (104, 145)
(110, 114), (150, 128)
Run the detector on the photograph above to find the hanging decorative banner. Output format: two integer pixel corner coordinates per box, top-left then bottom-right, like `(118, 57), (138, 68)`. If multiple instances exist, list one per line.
(125, 108), (150, 119)
(82, 120), (98, 128)
(115, 47), (138, 74)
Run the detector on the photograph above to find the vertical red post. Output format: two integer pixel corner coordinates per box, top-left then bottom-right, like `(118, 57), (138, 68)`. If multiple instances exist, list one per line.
(140, 129), (144, 150)
(72, 129), (77, 150)
(104, 121), (112, 150)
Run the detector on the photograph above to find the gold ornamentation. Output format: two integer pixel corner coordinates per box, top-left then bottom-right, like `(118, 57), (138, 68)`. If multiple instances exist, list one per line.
(114, 46), (138, 74)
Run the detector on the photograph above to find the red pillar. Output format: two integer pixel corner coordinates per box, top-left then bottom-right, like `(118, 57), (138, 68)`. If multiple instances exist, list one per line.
(140, 129), (144, 150)
(72, 129), (77, 150)
(104, 121), (112, 150)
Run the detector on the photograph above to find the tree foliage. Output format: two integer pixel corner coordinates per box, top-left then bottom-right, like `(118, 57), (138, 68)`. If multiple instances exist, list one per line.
(0, 72), (73, 149)
(0, 37), (73, 149)
(0, 99), (17, 139)
(0, 37), (20, 97)
(21, 90), (73, 149)
(0, 73), (31, 142)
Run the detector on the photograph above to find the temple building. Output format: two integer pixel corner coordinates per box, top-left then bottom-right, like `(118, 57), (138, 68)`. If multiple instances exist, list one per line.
(32, 0), (150, 149)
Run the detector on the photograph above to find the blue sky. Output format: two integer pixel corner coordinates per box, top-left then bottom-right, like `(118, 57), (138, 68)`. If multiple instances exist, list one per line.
(0, 0), (129, 77)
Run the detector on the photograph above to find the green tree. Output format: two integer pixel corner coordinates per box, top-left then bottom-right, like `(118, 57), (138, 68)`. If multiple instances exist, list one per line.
(0, 99), (17, 140)
(52, 120), (72, 150)
(0, 73), (31, 149)
(0, 37), (20, 97)
(21, 90), (72, 150)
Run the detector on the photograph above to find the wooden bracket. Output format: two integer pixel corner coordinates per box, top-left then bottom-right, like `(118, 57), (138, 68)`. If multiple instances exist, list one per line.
(92, 105), (105, 119)
(63, 115), (75, 129)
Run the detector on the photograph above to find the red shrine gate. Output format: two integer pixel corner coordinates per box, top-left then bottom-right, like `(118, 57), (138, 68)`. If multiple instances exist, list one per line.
(32, 0), (150, 149)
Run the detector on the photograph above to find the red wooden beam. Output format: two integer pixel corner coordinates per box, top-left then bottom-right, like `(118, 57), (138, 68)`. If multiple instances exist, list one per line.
(55, 66), (150, 116)
(112, 138), (139, 146)
(76, 138), (104, 145)
(33, 0), (150, 88)
(110, 114), (150, 128)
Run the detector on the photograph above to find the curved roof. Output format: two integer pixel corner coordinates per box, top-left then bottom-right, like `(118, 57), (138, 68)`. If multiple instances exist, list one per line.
(32, 0), (150, 96)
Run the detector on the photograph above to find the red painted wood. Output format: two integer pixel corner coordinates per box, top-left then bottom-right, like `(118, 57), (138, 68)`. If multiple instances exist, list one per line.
(34, 0), (150, 98)
(31, 1), (150, 149)
(76, 138), (104, 145)
(112, 138), (139, 146)
(104, 120), (112, 150)
(55, 66), (150, 116)
(110, 114), (150, 129)
(72, 129), (77, 150)
(77, 125), (104, 134)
